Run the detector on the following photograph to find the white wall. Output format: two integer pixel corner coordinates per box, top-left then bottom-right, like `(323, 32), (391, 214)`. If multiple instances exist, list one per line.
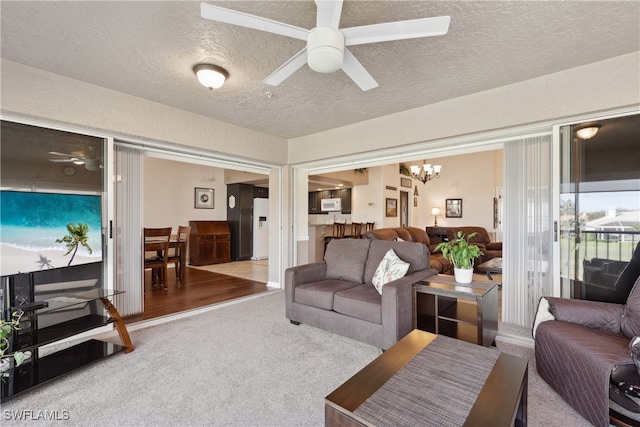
(143, 156), (228, 228)
(288, 52), (640, 163)
(414, 150), (503, 231)
(0, 60), (288, 165)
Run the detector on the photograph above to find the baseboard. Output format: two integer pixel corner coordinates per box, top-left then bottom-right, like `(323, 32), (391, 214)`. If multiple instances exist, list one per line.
(496, 332), (535, 348)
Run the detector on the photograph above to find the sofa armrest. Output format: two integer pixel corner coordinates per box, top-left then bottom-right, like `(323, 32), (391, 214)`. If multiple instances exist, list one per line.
(546, 296), (624, 334)
(380, 268), (437, 349)
(285, 262), (327, 319)
(486, 242), (502, 251)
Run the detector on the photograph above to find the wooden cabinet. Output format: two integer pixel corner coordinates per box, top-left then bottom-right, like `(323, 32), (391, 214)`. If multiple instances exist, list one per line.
(413, 275), (498, 347)
(308, 191), (322, 214)
(426, 226), (449, 244)
(338, 188), (352, 214)
(188, 221), (231, 265)
(253, 186), (269, 198)
(307, 188), (352, 214)
(226, 184), (254, 261)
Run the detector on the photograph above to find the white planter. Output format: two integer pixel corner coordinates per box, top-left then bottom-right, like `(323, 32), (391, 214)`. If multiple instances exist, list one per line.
(454, 267), (474, 284)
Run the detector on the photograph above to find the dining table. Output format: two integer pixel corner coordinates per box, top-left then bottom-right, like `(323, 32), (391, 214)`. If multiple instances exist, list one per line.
(144, 235), (188, 285)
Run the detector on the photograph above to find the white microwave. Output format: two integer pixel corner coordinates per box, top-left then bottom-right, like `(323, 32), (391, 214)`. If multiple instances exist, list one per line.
(321, 198), (342, 212)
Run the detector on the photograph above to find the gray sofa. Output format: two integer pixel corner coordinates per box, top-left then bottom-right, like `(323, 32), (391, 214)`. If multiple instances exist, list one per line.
(285, 238), (437, 349)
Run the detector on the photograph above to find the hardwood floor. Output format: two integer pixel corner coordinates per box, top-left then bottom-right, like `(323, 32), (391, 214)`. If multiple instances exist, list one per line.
(123, 266), (268, 324)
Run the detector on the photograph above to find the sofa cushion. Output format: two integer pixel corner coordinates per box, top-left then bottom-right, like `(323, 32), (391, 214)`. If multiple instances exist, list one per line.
(324, 238), (371, 284)
(622, 276), (640, 339)
(371, 249), (410, 295)
(364, 240), (429, 284)
(334, 284), (382, 324)
(295, 279), (361, 310)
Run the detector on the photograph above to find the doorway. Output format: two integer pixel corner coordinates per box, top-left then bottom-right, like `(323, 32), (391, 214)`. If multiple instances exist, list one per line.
(400, 190), (409, 227)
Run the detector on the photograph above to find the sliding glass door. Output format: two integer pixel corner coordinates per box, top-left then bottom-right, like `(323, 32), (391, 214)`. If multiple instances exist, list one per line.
(559, 114), (640, 303)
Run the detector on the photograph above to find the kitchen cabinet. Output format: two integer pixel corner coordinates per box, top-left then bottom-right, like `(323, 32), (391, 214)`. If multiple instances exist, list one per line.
(308, 191), (322, 214)
(227, 184), (254, 261)
(253, 186), (269, 198)
(307, 188), (352, 214)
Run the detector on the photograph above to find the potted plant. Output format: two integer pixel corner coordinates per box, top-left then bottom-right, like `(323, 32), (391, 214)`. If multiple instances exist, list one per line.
(1, 311), (25, 381)
(434, 231), (483, 284)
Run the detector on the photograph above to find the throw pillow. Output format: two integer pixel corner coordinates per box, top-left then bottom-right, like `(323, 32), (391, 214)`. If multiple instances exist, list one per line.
(325, 239), (371, 284)
(371, 249), (410, 295)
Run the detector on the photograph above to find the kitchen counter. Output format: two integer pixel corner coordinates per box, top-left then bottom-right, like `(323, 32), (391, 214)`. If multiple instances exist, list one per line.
(308, 222), (359, 262)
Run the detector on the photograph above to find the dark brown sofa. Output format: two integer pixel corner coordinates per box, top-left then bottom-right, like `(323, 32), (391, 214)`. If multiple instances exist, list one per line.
(534, 276), (640, 426)
(364, 226), (454, 274)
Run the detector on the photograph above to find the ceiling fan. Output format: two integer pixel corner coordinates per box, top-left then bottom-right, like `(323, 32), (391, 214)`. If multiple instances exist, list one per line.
(48, 151), (101, 171)
(200, 1), (450, 91)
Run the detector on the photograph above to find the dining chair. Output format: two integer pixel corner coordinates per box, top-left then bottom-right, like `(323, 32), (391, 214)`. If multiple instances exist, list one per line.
(333, 222), (346, 239)
(143, 227), (172, 290)
(366, 222), (375, 232)
(351, 222), (363, 239)
(168, 225), (191, 285)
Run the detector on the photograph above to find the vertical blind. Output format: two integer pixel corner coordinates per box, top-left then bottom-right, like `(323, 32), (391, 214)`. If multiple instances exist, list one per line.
(114, 144), (143, 316)
(503, 135), (554, 327)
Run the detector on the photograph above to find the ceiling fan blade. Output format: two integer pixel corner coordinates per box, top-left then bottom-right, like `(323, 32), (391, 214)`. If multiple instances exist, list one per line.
(263, 48), (308, 86)
(48, 151), (76, 157)
(315, 0), (343, 29)
(343, 15), (451, 46)
(201, 3), (308, 41)
(49, 159), (74, 163)
(341, 49), (378, 91)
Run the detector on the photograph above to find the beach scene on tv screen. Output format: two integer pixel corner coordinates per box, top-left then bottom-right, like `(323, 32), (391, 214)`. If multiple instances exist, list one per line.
(1, 191), (102, 276)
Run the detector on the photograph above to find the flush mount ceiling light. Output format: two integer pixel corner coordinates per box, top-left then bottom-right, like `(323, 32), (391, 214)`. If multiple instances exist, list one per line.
(193, 64), (229, 90)
(575, 124), (600, 140)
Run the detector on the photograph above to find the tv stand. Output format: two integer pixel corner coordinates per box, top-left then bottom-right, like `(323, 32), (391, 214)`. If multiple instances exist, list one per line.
(1, 289), (133, 402)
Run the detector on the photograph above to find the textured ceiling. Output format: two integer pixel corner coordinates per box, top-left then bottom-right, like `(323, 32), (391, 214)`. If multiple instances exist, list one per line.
(1, 1), (639, 139)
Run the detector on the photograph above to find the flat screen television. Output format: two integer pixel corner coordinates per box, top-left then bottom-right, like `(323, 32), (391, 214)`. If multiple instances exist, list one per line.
(0, 190), (102, 276)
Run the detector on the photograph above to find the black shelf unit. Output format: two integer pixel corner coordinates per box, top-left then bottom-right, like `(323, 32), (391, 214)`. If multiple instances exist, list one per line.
(3, 339), (123, 401)
(1, 268), (133, 402)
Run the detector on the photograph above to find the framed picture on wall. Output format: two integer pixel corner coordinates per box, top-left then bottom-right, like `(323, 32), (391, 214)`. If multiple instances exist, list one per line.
(401, 177), (412, 188)
(195, 187), (214, 209)
(445, 198), (462, 218)
(386, 198), (397, 217)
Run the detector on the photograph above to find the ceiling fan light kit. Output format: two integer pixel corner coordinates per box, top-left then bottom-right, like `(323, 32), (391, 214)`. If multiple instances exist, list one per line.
(193, 63), (229, 90)
(307, 27), (345, 73)
(200, 1), (450, 91)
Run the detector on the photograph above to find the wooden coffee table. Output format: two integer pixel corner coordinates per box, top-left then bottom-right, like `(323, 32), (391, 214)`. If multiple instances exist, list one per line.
(477, 257), (502, 282)
(325, 329), (527, 427)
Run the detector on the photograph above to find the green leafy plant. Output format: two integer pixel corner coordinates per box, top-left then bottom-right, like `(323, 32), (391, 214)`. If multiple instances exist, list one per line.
(1, 311), (25, 373)
(353, 168), (368, 175)
(399, 163), (412, 176)
(435, 231), (483, 270)
(56, 222), (93, 266)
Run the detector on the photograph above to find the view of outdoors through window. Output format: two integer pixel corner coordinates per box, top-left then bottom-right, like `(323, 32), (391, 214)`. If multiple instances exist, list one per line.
(559, 114), (640, 301)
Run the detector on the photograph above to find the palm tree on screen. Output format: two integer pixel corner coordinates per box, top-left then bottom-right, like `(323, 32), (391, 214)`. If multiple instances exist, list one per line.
(56, 222), (93, 266)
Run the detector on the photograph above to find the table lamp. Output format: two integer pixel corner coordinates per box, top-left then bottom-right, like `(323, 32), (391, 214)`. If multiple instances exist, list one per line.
(431, 207), (440, 226)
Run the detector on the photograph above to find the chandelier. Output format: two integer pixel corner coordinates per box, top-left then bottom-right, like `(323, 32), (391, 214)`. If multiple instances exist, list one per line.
(410, 162), (442, 184)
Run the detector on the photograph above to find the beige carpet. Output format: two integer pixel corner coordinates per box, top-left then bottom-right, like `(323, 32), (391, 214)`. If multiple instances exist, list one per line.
(3, 291), (593, 426)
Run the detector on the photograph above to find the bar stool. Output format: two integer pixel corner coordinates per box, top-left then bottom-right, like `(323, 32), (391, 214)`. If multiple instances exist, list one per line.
(324, 222), (347, 255)
(351, 222), (363, 239)
(333, 222), (346, 239)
